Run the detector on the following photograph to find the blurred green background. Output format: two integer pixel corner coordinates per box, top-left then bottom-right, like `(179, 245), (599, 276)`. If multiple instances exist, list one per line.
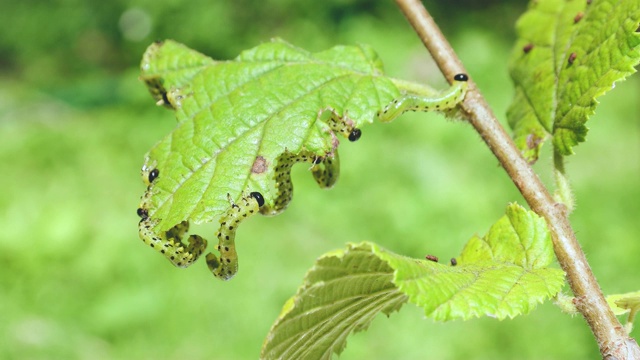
(1, 0), (639, 359)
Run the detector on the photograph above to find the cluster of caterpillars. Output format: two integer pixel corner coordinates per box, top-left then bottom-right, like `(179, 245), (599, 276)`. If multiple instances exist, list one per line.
(137, 109), (362, 280)
(137, 168), (208, 269)
(137, 73), (468, 280)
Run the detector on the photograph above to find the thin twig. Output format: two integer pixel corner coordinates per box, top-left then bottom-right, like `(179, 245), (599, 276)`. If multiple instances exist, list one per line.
(394, 0), (639, 358)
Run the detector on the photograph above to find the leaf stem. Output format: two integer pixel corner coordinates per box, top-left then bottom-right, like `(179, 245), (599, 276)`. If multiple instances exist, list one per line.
(553, 151), (575, 211)
(394, 0), (639, 358)
(389, 77), (438, 96)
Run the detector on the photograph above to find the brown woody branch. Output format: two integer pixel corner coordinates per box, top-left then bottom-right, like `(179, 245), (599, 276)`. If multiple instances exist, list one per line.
(394, 0), (639, 358)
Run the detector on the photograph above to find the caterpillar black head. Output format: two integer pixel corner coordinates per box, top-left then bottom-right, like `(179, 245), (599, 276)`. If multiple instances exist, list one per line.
(148, 168), (160, 183)
(348, 128), (362, 142)
(136, 207), (149, 220)
(453, 73), (468, 82)
(249, 192), (265, 207)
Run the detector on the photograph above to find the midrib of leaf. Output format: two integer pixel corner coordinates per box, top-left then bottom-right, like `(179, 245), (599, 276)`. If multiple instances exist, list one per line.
(143, 40), (457, 230)
(151, 70), (364, 223)
(181, 63), (358, 124)
(263, 246), (405, 359)
(426, 266), (513, 319)
(179, 63), (282, 120)
(282, 291), (406, 360)
(494, 270), (528, 310)
(390, 259), (562, 320)
(422, 269), (481, 316)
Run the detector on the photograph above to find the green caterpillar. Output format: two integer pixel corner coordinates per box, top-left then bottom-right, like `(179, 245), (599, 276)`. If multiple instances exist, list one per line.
(138, 218), (208, 268)
(377, 73), (468, 122)
(259, 109), (359, 215)
(137, 108), (359, 280)
(138, 176), (208, 268)
(137, 75), (468, 279)
(260, 150), (340, 216)
(206, 192), (265, 280)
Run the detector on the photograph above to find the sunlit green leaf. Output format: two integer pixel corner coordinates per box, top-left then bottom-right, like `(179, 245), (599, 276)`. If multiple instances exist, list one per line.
(390, 203), (564, 321)
(261, 244), (407, 360)
(139, 39), (403, 231)
(507, 0), (640, 162)
(262, 204), (565, 359)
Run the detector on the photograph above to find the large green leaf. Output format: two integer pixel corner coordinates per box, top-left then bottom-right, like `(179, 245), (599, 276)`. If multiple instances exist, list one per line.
(262, 204), (565, 359)
(139, 39), (407, 231)
(507, 0), (640, 162)
(137, 39), (472, 279)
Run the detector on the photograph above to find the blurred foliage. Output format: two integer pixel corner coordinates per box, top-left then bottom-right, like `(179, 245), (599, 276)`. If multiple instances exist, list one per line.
(0, 0), (526, 107)
(1, 0), (638, 359)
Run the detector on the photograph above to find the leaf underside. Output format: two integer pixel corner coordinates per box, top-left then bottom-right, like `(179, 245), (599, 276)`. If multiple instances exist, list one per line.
(507, 0), (640, 162)
(140, 39), (406, 231)
(262, 204), (565, 359)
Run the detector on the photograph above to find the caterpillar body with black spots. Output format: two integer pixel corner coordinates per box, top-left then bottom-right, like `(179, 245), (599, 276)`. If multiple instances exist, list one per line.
(378, 73), (468, 122)
(137, 108), (359, 280)
(206, 192), (265, 280)
(137, 75), (468, 280)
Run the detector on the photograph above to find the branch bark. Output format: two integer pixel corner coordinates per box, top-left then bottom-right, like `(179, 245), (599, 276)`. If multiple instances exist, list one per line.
(394, 0), (639, 358)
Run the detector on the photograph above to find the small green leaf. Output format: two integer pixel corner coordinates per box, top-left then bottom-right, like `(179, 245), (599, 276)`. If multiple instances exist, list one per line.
(607, 291), (640, 316)
(263, 204), (564, 358)
(261, 243), (407, 360)
(457, 202), (554, 268)
(553, 291), (640, 318)
(388, 203), (564, 321)
(507, 0), (640, 162)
